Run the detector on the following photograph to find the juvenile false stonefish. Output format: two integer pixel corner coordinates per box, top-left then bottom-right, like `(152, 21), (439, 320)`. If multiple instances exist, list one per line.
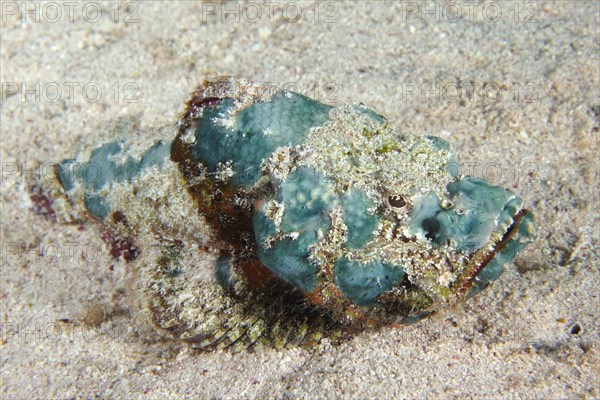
(31, 77), (535, 350)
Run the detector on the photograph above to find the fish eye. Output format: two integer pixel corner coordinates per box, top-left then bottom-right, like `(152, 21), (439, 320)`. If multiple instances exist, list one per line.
(387, 194), (407, 209)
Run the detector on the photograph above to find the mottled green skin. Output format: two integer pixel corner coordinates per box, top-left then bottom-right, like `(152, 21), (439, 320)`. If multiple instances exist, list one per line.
(191, 93), (331, 186)
(57, 139), (171, 218)
(40, 77), (535, 350)
(253, 167), (333, 293)
(334, 257), (405, 307)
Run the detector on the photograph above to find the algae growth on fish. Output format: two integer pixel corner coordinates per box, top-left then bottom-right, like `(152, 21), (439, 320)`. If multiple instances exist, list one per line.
(30, 77), (536, 350)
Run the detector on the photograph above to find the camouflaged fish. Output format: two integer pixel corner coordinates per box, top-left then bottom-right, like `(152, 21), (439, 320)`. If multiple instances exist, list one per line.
(31, 77), (535, 350)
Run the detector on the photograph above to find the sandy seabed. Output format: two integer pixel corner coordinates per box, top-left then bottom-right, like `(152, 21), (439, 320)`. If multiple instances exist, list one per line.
(1, 1), (598, 398)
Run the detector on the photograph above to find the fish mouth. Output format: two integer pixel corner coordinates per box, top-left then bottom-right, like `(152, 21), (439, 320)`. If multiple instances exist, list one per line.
(458, 207), (535, 297)
(408, 176), (536, 298)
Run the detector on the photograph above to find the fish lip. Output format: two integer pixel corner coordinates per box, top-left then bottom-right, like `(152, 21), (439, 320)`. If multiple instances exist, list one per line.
(456, 208), (532, 295)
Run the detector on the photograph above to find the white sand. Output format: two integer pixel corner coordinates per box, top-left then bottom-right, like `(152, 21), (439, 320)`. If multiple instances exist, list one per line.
(1, 1), (598, 398)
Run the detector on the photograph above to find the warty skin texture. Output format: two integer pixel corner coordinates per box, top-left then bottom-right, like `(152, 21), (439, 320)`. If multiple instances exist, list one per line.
(30, 77), (535, 350)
